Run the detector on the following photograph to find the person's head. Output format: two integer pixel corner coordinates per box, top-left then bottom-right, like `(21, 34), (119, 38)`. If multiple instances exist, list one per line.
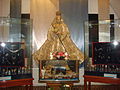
(51, 11), (62, 29)
(56, 11), (61, 21)
(56, 11), (61, 16)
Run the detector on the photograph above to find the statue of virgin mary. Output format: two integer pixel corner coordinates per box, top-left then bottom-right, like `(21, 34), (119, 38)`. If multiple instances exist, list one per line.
(33, 11), (84, 63)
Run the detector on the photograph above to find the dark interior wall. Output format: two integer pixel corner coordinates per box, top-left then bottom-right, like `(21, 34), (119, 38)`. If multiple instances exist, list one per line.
(88, 14), (114, 57)
(10, 0), (21, 42)
(10, 0), (21, 18)
(59, 0), (88, 51)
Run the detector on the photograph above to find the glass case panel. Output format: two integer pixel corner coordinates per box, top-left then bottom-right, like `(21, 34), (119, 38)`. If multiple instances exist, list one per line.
(0, 17), (32, 80)
(84, 19), (120, 78)
(39, 60), (79, 82)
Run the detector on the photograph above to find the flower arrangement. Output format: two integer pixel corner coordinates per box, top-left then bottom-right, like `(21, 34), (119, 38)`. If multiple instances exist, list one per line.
(50, 51), (68, 60)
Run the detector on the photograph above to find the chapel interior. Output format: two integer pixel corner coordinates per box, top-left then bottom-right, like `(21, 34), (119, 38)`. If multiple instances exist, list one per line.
(0, 0), (120, 90)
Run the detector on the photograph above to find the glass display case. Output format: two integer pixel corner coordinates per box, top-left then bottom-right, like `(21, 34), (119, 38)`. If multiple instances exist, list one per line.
(39, 60), (79, 83)
(84, 19), (120, 78)
(0, 17), (32, 81)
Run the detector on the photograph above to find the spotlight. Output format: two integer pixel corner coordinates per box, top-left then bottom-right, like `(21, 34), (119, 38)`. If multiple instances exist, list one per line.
(1, 43), (6, 47)
(113, 41), (118, 46)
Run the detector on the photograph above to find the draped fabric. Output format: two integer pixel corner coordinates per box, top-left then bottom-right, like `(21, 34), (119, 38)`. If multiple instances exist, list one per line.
(33, 12), (84, 63)
(30, 0), (59, 52)
(59, 0), (88, 52)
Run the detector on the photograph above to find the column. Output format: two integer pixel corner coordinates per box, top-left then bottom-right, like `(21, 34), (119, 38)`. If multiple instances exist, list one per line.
(98, 0), (110, 42)
(10, 0), (21, 42)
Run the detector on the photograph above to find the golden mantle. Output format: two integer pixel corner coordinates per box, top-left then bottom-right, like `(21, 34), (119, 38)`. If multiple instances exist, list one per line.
(33, 11), (84, 63)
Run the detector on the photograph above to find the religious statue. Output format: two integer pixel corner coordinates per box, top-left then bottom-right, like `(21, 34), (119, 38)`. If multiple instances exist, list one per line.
(33, 11), (84, 63)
